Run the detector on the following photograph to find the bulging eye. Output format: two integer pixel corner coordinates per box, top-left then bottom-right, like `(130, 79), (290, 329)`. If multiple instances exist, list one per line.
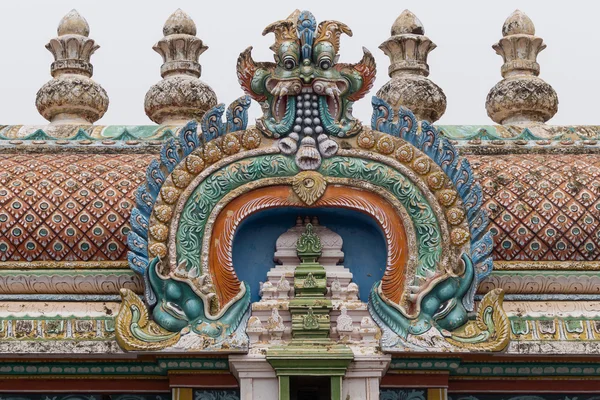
(319, 58), (332, 70)
(283, 57), (297, 70)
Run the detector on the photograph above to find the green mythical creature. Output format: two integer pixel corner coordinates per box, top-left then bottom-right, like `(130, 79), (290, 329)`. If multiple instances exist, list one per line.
(147, 257), (251, 340)
(370, 254), (475, 341)
(237, 10), (376, 170)
(369, 252), (510, 352)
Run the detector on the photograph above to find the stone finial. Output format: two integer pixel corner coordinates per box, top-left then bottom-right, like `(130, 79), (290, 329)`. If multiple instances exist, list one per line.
(376, 10), (446, 123)
(144, 9), (218, 125)
(486, 10), (558, 125)
(36, 10), (109, 124)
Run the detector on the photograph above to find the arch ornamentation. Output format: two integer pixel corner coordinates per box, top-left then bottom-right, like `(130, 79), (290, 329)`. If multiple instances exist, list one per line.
(116, 9), (508, 353)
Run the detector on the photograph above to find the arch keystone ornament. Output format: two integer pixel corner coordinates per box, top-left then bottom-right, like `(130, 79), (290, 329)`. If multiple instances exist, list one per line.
(116, 9), (509, 354)
(292, 171), (327, 205)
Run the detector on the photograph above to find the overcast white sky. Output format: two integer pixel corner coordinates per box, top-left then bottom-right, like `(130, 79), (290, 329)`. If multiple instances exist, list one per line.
(0, 0), (595, 126)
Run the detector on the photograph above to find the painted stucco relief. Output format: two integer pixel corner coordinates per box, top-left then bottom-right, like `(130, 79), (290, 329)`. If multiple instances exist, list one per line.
(115, 9), (508, 354)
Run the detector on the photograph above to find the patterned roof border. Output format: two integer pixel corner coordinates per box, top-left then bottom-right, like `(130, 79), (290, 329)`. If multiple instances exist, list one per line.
(0, 125), (177, 141)
(2, 124), (600, 142)
(438, 125), (600, 141)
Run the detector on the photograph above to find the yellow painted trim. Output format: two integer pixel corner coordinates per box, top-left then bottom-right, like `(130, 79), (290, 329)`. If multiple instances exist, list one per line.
(172, 388), (193, 400)
(427, 388), (448, 400)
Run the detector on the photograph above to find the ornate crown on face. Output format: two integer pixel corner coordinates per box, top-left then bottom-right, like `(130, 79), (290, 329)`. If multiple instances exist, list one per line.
(237, 10), (376, 170)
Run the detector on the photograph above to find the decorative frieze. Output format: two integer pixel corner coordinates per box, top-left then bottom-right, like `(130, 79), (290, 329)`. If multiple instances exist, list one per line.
(0, 269), (142, 295)
(0, 357), (228, 377)
(479, 270), (600, 295)
(0, 317), (114, 341)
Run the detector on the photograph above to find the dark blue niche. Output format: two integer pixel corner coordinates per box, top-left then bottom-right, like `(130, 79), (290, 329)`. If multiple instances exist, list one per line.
(231, 207), (388, 302)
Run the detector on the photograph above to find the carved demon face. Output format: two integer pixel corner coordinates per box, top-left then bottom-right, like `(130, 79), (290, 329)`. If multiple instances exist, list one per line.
(237, 10), (376, 170)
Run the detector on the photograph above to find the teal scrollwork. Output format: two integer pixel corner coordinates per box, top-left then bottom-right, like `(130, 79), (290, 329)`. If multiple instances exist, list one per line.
(369, 254), (474, 341)
(178, 155), (299, 275)
(380, 389), (426, 400)
(319, 156), (442, 279)
(178, 154), (441, 288)
(194, 391), (240, 400)
(128, 96), (251, 305)
(371, 97), (493, 309)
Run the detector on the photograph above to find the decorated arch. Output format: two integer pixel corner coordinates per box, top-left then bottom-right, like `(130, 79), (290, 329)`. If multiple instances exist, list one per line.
(116, 10), (508, 354)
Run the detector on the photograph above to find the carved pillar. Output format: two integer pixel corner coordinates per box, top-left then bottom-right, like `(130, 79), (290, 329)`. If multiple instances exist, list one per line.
(342, 354), (391, 400)
(229, 354), (278, 400)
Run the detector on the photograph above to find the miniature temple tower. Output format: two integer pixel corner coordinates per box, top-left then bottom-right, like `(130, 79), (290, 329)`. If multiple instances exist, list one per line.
(486, 10), (558, 124)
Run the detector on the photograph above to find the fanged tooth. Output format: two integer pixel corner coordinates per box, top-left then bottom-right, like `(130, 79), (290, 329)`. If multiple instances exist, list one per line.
(188, 266), (199, 279)
(408, 285), (421, 293)
(325, 87), (334, 97)
(280, 87), (289, 96)
(414, 276), (426, 285)
(328, 96), (339, 120)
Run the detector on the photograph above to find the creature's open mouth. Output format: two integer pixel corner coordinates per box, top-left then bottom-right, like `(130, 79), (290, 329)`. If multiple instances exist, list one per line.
(266, 78), (348, 131)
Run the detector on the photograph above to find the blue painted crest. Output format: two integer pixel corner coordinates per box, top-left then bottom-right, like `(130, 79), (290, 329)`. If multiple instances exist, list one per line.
(371, 96), (493, 311)
(126, 97), (251, 305)
(297, 10), (317, 61)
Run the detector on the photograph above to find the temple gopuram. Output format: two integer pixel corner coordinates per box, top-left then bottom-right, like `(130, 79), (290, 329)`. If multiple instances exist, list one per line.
(2, 7), (600, 400)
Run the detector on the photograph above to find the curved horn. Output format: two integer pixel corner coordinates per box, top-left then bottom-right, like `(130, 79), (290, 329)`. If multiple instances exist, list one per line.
(262, 10), (301, 53)
(314, 20), (353, 54)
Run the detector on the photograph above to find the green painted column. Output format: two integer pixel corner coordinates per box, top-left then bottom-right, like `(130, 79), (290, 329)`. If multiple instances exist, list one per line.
(279, 375), (290, 400)
(331, 376), (342, 400)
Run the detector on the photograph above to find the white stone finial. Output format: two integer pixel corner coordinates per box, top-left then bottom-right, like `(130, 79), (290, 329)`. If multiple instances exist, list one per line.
(502, 10), (535, 36)
(391, 10), (424, 35)
(57, 9), (90, 36)
(163, 9), (196, 36)
(377, 10), (446, 123)
(486, 10), (558, 125)
(36, 10), (108, 124)
(144, 9), (218, 125)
